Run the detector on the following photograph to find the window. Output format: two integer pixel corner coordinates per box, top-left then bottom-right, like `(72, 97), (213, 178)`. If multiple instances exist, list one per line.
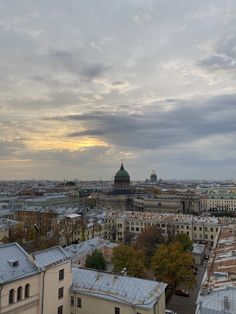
(17, 286), (22, 301)
(58, 305), (63, 314)
(25, 284), (30, 298)
(70, 296), (74, 306)
(9, 289), (14, 304)
(58, 287), (64, 299)
(59, 269), (64, 281)
(77, 297), (82, 308)
(115, 307), (120, 314)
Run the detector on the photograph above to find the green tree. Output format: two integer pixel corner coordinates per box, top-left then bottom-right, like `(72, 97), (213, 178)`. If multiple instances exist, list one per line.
(151, 242), (196, 289)
(173, 233), (193, 252)
(112, 244), (145, 278)
(85, 249), (106, 270)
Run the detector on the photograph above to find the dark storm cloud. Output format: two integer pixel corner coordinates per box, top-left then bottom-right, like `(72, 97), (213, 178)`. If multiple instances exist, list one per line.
(50, 94), (236, 149)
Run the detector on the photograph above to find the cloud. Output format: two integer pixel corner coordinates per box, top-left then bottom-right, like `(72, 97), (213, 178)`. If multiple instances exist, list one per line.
(0, 0), (236, 179)
(49, 94), (236, 150)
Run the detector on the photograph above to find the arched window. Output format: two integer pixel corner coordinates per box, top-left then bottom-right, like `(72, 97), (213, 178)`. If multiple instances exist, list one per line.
(25, 283), (30, 298)
(9, 289), (14, 304)
(17, 286), (22, 301)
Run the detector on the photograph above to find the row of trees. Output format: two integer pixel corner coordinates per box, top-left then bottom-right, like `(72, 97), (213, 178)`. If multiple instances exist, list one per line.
(85, 225), (195, 289)
(113, 226), (195, 288)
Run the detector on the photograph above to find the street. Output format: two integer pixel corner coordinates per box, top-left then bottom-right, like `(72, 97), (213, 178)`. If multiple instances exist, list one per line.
(166, 264), (206, 314)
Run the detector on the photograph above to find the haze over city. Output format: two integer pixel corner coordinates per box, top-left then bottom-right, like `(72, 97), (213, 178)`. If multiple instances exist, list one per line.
(0, 0), (236, 180)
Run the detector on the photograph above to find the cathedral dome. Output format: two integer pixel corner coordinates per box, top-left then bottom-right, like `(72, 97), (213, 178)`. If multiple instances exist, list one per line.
(114, 163), (130, 191)
(115, 163), (130, 179)
(150, 170), (157, 182)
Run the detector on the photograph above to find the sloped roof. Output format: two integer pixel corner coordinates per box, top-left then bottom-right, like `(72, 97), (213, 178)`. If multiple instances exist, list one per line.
(71, 268), (167, 308)
(0, 242), (39, 283)
(65, 237), (118, 260)
(33, 246), (69, 268)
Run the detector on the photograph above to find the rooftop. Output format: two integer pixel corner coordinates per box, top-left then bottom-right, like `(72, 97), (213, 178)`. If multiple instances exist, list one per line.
(33, 246), (69, 269)
(65, 237), (118, 260)
(102, 210), (224, 225)
(71, 268), (167, 308)
(197, 224), (236, 313)
(0, 242), (39, 283)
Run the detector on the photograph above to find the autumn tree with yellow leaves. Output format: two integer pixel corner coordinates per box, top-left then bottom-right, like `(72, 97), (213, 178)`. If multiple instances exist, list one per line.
(151, 242), (196, 288)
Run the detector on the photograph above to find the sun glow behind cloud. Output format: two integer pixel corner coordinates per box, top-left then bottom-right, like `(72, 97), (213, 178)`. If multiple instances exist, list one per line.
(25, 136), (109, 152)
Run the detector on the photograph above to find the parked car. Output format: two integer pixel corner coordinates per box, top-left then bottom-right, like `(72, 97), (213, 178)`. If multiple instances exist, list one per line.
(165, 310), (177, 314)
(175, 288), (189, 297)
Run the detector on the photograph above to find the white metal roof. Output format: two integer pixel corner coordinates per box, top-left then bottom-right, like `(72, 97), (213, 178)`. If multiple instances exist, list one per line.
(0, 242), (39, 283)
(33, 246), (69, 268)
(71, 267), (167, 308)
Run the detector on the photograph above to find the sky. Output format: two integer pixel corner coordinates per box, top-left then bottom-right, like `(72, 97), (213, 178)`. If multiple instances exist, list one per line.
(0, 0), (236, 181)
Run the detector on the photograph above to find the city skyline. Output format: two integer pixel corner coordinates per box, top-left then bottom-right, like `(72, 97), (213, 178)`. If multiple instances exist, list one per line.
(0, 0), (236, 180)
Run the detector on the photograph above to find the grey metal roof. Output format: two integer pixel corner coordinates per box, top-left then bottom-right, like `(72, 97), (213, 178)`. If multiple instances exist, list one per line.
(33, 246), (70, 268)
(196, 287), (236, 314)
(64, 237), (117, 260)
(0, 242), (39, 284)
(71, 268), (167, 308)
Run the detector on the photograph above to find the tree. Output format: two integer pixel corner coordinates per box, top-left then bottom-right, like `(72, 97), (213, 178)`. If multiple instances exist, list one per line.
(173, 233), (193, 252)
(123, 230), (135, 245)
(112, 244), (145, 278)
(151, 242), (196, 289)
(2, 224), (25, 244)
(135, 225), (164, 265)
(85, 249), (106, 270)
(59, 216), (81, 245)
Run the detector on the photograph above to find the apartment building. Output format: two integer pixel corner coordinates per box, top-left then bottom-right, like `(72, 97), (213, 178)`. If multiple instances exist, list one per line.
(101, 211), (224, 243)
(0, 243), (72, 314)
(201, 193), (236, 212)
(196, 224), (236, 313)
(0, 242), (41, 314)
(64, 237), (118, 267)
(0, 242), (167, 314)
(70, 268), (167, 314)
(33, 246), (72, 314)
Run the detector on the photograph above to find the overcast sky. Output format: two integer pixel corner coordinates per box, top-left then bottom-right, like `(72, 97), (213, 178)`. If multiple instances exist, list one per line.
(0, 0), (236, 180)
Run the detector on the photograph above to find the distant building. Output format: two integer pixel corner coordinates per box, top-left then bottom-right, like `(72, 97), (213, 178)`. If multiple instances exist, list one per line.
(150, 170), (157, 183)
(101, 210), (222, 243)
(201, 193), (236, 212)
(114, 163), (130, 192)
(91, 163), (134, 211)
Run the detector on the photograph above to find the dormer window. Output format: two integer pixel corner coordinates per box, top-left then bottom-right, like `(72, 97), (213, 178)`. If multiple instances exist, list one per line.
(7, 259), (19, 267)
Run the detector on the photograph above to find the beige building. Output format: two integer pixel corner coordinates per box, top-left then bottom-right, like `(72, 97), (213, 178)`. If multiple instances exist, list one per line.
(70, 268), (167, 314)
(101, 211), (224, 243)
(0, 242), (41, 314)
(0, 241), (167, 314)
(0, 243), (72, 314)
(201, 193), (236, 212)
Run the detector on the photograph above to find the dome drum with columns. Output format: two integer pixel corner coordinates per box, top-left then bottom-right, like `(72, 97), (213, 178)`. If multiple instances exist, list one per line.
(114, 163), (130, 191)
